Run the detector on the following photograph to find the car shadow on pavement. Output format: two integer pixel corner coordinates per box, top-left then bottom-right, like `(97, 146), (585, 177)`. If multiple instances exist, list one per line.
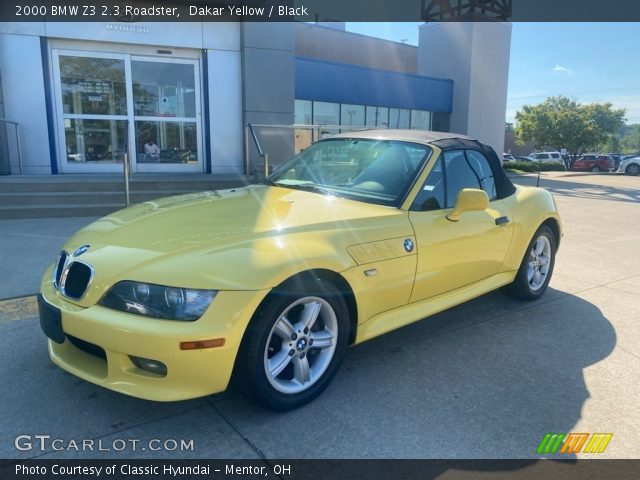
(215, 288), (616, 464)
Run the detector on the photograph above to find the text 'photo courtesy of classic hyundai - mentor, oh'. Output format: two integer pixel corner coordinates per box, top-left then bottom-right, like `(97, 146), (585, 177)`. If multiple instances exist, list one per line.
(39, 130), (562, 411)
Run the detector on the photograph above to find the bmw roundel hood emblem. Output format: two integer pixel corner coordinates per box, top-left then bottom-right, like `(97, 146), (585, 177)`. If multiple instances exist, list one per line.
(404, 238), (414, 252)
(73, 244), (91, 257)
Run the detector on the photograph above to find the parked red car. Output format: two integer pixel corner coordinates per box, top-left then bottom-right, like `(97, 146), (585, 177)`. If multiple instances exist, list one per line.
(572, 155), (615, 172)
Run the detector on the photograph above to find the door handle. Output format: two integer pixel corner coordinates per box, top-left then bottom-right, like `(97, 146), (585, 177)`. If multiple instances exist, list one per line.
(495, 216), (510, 226)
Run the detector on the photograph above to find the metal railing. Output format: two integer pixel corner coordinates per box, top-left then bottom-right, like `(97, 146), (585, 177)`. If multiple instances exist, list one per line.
(245, 123), (269, 178)
(0, 119), (23, 175)
(122, 120), (131, 207)
(243, 123), (370, 176)
(123, 152), (130, 207)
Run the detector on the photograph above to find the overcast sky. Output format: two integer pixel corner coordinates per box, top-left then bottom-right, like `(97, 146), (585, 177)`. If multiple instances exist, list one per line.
(346, 22), (640, 125)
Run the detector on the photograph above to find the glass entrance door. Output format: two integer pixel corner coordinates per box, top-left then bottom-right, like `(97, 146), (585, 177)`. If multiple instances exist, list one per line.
(131, 57), (201, 172)
(53, 51), (129, 173)
(52, 50), (203, 174)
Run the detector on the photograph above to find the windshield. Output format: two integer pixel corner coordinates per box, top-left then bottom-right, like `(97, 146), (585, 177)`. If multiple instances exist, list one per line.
(268, 138), (432, 207)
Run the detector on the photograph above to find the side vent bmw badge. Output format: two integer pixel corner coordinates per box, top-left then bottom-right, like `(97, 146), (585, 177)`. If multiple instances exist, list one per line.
(404, 238), (414, 252)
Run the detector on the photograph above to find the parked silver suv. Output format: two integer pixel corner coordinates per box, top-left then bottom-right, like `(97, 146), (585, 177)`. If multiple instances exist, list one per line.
(530, 152), (564, 163)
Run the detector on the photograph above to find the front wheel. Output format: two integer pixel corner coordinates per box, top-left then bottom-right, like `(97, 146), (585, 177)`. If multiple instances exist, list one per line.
(626, 164), (640, 176)
(505, 225), (557, 301)
(591, 165), (601, 172)
(235, 279), (349, 411)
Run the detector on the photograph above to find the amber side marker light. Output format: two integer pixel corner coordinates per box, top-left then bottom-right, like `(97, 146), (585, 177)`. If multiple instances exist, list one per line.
(180, 338), (225, 350)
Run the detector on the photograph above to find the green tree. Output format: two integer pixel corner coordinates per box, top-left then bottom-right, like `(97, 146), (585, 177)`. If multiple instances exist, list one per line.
(515, 96), (626, 156)
(603, 134), (622, 153)
(621, 124), (640, 153)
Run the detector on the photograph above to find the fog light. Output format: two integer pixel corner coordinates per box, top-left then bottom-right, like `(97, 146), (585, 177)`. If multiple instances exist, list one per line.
(130, 356), (167, 376)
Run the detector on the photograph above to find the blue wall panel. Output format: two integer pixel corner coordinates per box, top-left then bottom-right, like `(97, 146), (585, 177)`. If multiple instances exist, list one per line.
(295, 57), (453, 113)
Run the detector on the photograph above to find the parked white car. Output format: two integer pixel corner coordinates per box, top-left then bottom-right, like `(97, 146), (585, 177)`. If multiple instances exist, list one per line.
(617, 156), (640, 176)
(530, 152), (564, 163)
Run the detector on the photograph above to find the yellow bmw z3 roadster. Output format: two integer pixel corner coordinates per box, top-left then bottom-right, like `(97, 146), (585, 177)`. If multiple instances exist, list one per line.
(39, 130), (561, 410)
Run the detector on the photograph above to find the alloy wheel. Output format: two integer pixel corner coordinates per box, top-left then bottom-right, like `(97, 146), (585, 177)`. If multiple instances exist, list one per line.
(527, 235), (552, 291)
(263, 296), (338, 394)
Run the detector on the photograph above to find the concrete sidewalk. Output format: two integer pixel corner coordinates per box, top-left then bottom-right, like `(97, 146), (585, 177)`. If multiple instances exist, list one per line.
(0, 216), (98, 300)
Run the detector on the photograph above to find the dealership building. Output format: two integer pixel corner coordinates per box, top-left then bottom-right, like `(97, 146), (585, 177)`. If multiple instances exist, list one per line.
(0, 21), (511, 177)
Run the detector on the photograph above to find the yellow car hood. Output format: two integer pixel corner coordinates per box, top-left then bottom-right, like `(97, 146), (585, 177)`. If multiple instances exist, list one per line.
(58, 185), (411, 305)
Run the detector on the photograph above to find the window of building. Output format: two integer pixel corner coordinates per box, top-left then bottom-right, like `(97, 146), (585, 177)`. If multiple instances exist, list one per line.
(431, 112), (450, 132)
(135, 121), (197, 164)
(411, 110), (431, 130)
(295, 99), (312, 125)
(389, 108), (410, 129)
(340, 104), (365, 127)
(366, 106), (389, 127)
(132, 61), (196, 117)
(313, 101), (340, 126)
(294, 100), (313, 153)
(59, 56), (127, 116)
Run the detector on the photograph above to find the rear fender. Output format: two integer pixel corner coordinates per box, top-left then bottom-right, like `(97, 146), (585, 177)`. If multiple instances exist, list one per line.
(500, 187), (562, 272)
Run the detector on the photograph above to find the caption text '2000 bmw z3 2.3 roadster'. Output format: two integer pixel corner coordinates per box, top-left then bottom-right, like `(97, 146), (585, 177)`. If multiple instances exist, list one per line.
(39, 130), (562, 411)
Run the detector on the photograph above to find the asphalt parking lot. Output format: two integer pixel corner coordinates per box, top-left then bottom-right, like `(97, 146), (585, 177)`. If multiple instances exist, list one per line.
(0, 172), (639, 460)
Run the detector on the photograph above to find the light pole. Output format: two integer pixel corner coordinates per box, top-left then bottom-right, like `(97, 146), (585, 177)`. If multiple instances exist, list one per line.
(347, 109), (355, 126)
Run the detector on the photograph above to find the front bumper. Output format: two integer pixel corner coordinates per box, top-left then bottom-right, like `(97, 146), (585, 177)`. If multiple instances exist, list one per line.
(40, 271), (269, 401)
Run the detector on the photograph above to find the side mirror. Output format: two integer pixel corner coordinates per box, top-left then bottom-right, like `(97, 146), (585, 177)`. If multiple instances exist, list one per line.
(446, 188), (489, 222)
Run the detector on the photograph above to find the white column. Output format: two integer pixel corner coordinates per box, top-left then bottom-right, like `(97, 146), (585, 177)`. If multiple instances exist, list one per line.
(418, 22), (512, 156)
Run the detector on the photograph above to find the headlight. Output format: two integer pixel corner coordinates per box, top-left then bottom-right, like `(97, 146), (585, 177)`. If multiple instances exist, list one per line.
(99, 281), (217, 321)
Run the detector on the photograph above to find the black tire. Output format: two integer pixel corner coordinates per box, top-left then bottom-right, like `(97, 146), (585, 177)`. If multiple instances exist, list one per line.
(591, 166), (600, 173)
(626, 164), (640, 176)
(234, 277), (350, 411)
(505, 224), (557, 301)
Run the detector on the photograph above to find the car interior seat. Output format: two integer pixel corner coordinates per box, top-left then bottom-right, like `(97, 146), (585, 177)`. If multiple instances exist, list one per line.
(352, 145), (412, 197)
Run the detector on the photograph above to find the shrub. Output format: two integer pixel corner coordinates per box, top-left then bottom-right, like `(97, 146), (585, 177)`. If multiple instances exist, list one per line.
(505, 161), (566, 172)
(539, 161), (567, 171)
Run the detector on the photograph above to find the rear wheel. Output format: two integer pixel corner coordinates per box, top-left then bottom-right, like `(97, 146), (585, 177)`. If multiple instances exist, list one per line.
(505, 225), (556, 301)
(235, 279), (349, 411)
(626, 163), (640, 176)
(591, 165), (600, 172)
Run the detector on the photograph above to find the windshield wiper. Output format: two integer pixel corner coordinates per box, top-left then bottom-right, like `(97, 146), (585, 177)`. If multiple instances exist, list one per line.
(273, 181), (332, 195)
